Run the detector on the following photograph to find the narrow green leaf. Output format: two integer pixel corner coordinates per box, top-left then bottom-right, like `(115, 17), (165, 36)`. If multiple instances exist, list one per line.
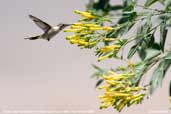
(92, 64), (104, 72)
(123, 0), (136, 10)
(137, 47), (146, 60)
(150, 54), (171, 94)
(144, 48), (161, 60)
(127, 44), (138, 59)
(160, 19), (168, 52)
(134, 58), (159, 85)
(164, 0), (171, 10)
(95, 79), (104, 88)
(136, 14), (160, 60)
(110, 5), (123, 11)
(91, 64), (107, 78)
(145, 0), (160, 7)
(134, 62), (147, 85)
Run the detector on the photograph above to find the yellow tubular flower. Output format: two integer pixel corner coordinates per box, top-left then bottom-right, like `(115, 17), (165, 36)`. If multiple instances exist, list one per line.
(89, 41), (97, 45)
(100, 102), (112, 109)
(70, 25), (87, 29)
(73, 23), (100, 27)
(129, 94), (144, 99)
(108, 70), (115, 75)
(103, 38), (116, 41)
(81, 13), (96, 19)
(129, 94), (144, 105)
(84, 23), (100, 27)
(98, 53), (113, 61)
(105, 80), (117, 85)
(73, 23), (84, 26)
(77, 40), (88, 46)
(70, 39), (78, 44)
(66, 35), (79, 40)
(106, 91), (131, 97)
(98, 85), (110, 90)
(117, 100), (128, 112)
(100, 45), (121, 53)
(103, 27), (114, 31)
(98, 56), (108, 61)
(74, 10), (96, 19)
(79, 31), (94, 35)
(98, 95), (106, 99)
(102, 74), (127, 81)
(64, 29), (80, 32)
(129, 87), (144, 91)
(101, 98), (114, 103)
(89, 27), (103, 31)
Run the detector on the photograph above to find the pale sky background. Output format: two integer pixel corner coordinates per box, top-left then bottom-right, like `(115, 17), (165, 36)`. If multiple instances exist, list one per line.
(0, 0), (171, 114)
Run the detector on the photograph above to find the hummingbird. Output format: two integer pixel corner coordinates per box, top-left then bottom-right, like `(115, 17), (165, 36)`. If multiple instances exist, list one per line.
(25, 15), (71, 41)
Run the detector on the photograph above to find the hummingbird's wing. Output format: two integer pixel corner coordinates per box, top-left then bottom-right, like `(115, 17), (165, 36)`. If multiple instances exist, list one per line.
(29, 15), (51, 32)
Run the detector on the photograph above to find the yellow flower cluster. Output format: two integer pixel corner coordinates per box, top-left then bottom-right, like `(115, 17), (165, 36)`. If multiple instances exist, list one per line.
(97, 38), (128, 61)
(98, 71), (145, 112)
(97, 44), (121, 61)
(64, 10), (114, 48)
(64, 23), (98, 48)
(65, 22), (113, 33)
(66, 34), (97, 47)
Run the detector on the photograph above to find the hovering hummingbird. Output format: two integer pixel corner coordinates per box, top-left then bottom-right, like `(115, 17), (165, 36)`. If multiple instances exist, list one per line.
(25, 15), (71, 41)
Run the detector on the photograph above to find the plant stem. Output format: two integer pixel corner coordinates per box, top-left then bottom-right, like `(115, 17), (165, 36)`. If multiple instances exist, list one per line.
(136, 4), (164, 13)
(136, 4), (171, 13)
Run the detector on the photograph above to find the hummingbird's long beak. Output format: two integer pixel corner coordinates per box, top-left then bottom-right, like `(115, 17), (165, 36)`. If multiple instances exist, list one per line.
(64, 23), (73, 26)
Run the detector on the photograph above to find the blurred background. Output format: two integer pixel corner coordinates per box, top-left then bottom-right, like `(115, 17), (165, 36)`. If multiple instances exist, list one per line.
(0, 0), (170, 114)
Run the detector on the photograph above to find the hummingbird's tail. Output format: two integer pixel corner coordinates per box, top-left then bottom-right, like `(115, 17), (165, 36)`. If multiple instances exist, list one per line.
(24, 36), (40, 40)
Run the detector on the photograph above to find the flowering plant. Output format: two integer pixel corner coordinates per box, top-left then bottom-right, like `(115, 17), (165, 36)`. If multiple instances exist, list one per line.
(64, 0), (171, 112)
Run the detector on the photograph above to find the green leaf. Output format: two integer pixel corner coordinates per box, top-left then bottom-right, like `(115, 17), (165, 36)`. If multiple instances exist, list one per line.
(119, 11), (137, 24)
(134, 58), (159, 85)
(160, 19), (168, 52)
(95, 79), (104, 88)
(107, 21), (136, 38)
(164, 0), (171, 10)
(86, 0), (111, 16)
(92, 64), (104, 72)
(151, 43), (161, 50)
(137, 47), (146, 60)
(150, 53), (171, 94)
(91, 64), (107, 78)
(127, 44), (138, 59)
(110, 5), (123, 11)
(134, 62), (148, 85)
(106, 0), (137, 38)
(145, 0), (160, 7)
(163, 52), (171, 60)
(122, 0), (136, 9)
(136, 15), (160, 60)
(144, 48), (161, 60)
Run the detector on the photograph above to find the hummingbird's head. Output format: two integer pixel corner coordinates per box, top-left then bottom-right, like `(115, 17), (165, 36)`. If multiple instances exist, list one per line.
(57, 23), (72, 29)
